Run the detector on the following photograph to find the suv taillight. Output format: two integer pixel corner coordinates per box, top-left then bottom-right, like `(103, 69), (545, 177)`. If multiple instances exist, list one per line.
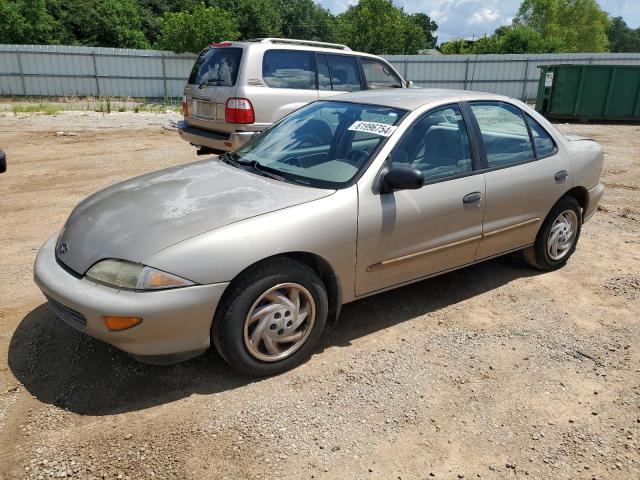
(225, 98), (254, 124)
(181, 95), (188, 116)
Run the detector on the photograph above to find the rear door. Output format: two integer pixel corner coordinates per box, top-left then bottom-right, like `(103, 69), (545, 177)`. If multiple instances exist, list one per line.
(469, 101), (570, 260)
(184, 46), (243, 134)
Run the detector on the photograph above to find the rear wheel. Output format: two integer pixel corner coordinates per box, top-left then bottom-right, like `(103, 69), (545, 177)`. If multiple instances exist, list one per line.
(523, 196), (582, 271)
(212, 258), (328, 376)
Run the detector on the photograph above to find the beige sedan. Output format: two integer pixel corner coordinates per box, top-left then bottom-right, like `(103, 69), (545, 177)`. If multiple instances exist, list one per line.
(35, 89), (604, 376)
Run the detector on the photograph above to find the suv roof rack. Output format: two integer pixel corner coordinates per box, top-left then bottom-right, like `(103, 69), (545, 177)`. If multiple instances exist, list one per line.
(246, 38), (352, 51)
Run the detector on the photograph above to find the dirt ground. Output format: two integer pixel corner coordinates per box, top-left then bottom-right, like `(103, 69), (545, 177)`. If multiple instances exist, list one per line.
(0, 111), (638, 480)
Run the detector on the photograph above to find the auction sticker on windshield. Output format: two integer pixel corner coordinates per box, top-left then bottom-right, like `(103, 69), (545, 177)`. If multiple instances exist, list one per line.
(348, 121), (397, 137)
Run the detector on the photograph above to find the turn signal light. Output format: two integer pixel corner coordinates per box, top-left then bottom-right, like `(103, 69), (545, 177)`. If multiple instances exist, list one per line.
(104, 316), (142, 331)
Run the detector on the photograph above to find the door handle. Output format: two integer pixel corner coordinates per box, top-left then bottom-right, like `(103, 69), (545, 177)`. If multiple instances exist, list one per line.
(463, 191), (482, 204)
(555, 170), (568, 182)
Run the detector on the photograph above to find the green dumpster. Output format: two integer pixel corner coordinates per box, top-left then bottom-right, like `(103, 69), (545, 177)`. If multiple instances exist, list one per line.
(535, 64), (640, 122)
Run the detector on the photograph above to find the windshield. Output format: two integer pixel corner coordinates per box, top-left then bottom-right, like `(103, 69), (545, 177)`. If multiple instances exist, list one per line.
(188, 47), (242, 87)
(232, 101), (406, 188)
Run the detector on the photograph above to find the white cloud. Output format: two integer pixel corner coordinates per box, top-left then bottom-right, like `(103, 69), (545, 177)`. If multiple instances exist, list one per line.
(468, 8), (501, 25)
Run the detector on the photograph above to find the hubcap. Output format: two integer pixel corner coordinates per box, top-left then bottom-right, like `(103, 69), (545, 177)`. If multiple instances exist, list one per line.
(547, 209), (578, 261)
(243, 283), (315, 362)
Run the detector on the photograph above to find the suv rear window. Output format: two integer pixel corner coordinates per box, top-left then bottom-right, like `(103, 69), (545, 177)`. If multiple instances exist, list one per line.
(188, 47), (243, 87)
(262, 50), (316, 90)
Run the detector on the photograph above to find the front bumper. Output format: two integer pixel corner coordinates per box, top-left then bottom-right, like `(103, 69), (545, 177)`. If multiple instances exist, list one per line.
(34, 234), (229, 359)
(178, 121), (258, 153)
(584, 182), (605, 222)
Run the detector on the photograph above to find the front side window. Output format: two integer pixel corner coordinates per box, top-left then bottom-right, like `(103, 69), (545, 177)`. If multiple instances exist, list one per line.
(470, 102), (534, 168)
(390, 104), (472, 181)
(262, 50), (316, 90)
(361, 58), (402, 89)
(188, 47), (243, 87)
(232, 101), (405, 188)
(526, 114), (556, 157)
(326, 55), (362, 92)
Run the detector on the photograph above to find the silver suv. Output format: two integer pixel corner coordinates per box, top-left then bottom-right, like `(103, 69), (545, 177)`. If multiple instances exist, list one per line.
(178, 38), (409, 154)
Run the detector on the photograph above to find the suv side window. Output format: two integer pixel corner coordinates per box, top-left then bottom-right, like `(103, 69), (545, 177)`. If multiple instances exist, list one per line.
(470, 101), (534, 168)
(525, 114), (556, 158)
(361, 58), (402, 89)
(390, 104), (472, 181)
(326, 55), (362, 92)
(262, 50), (316, 90)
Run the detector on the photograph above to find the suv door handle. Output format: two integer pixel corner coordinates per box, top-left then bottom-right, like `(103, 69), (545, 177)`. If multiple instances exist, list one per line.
(463, 191), (482, 204)
(555, 170), (568, 182)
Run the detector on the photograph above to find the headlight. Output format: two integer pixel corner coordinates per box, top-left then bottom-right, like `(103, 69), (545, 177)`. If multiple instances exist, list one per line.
(86, 259), (195, 290)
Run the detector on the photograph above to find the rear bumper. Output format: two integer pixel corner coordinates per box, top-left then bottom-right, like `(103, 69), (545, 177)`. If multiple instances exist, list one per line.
(34, 234), (229, 359)
(178, 121), (258, 152)
(584, 182), (604, 222)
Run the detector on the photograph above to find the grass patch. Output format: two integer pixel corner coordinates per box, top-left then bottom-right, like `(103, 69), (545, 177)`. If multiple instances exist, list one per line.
(11, 103), (63, 115)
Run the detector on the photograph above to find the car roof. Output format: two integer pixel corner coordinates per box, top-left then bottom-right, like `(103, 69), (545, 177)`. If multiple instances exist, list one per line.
(329, 88), (510, 110)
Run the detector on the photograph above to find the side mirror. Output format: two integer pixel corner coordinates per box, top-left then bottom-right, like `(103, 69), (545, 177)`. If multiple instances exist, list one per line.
(0, 150), (6, 174)
(381, 166), (425, 193)
(407, 80), (414, 88)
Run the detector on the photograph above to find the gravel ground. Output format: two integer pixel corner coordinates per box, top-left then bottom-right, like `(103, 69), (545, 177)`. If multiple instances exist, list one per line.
(0, 112), (638, 480)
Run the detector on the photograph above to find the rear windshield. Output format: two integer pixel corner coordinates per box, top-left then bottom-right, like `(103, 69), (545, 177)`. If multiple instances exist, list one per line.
(188, 47), (243, 87)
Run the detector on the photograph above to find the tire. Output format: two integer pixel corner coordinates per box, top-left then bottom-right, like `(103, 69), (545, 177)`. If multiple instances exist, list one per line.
(212, 257), (328, 376)
(523, 195), (582, 271)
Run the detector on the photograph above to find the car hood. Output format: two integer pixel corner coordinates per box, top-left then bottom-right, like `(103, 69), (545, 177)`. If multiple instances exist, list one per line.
(56, 159), (334, 274)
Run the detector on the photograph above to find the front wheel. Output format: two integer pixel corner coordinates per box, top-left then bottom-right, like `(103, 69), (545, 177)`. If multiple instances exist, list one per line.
(523, 196), (582, 271)
(212, 258), (328, 376)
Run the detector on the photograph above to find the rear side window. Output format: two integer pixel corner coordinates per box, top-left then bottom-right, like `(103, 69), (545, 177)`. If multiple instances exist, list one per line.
(262, 50), (316, 90)
(361, 58), (402, 89)
(326, 55), (362, 92)
(526, 115), (556, 157)
(470, 102), (534, 168)
(188, 48), (242, 87)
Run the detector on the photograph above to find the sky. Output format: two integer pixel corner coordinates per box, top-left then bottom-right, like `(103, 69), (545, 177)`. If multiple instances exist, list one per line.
(317, 0), (640, 42)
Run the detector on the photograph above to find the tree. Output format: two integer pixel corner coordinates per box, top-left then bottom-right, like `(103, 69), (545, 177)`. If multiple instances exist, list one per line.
(0, 0), (63, 45)
(440, 25), (564, 54)
(515, 0), (610, 52)
(59, 0), (149, 49)
(156, 2), (239, 53)
(408, 13), (438, 50)
(276, 0), (336, 43)
(214, 0), (281, 39)
(336, 0), (429, 55)
(607, 17), (640, 53)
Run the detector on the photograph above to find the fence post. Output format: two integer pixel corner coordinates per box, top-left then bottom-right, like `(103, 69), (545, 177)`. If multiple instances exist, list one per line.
(16, 47), (27, 96)
(463, 57), (470, 90)
(91, 51), (100, 97)
(161, 53), (168, 101)
(521, 59), (530, 101)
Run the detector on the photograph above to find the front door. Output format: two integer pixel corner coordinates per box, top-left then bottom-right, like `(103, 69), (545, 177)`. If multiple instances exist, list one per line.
(355, 104), (486, 296)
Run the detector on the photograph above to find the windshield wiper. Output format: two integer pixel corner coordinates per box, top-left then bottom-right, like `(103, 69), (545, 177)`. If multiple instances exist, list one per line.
(220, 154), (284, 181)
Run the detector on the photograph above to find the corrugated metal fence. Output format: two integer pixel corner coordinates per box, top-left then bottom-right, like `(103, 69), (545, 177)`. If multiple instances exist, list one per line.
(2, 45), (640, 100)
(386, 53), (640, 100)
(0, 44), (196, 98)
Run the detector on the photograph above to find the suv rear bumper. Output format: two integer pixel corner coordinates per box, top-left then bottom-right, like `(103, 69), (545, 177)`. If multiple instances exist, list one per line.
(178, 121), (258, 153)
